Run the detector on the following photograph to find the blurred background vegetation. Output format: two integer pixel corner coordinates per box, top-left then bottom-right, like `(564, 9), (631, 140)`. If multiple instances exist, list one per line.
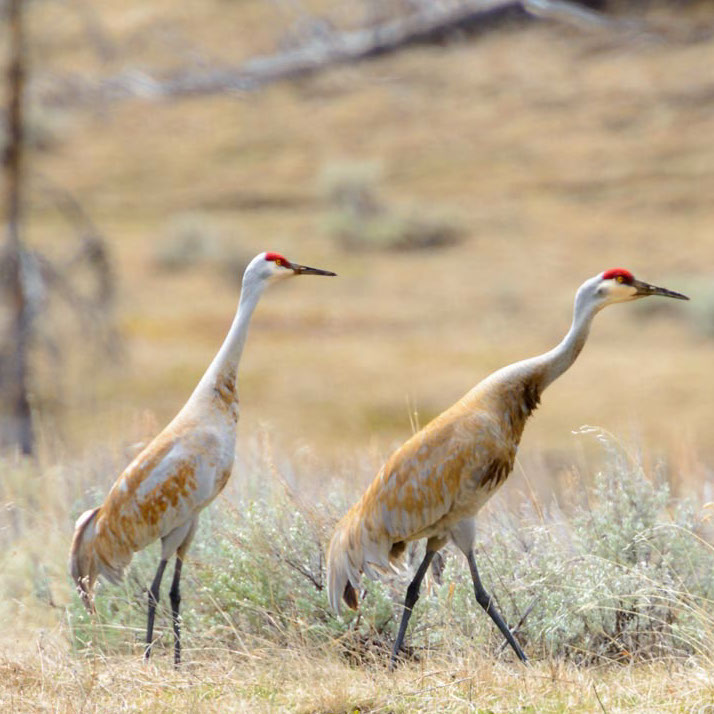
(0, 0), (714, 468)
(0, 0), (711, 468)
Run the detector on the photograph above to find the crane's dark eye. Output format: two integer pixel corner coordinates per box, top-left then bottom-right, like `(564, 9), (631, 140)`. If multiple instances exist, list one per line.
(616, 275), (624, 284)
(275, 259), (283, 266)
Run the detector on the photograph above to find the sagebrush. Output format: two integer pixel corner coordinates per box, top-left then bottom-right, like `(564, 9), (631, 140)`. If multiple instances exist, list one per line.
(66, 431), (714, 667)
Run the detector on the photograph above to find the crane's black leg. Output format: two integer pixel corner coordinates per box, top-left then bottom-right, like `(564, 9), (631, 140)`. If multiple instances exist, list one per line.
(145, 558), (168, 661)
(390, 549), (436, 670)
(466, 550), (527, 663)
(169, 557), (183, 667)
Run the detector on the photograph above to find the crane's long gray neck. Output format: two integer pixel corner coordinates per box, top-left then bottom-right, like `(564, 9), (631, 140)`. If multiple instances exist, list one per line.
(538, 290), (598, 390)
(489, 284), (599, 395)
(190, 274), (265, 404)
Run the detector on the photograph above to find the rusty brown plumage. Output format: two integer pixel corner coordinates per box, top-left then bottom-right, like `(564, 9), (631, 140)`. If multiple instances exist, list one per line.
(68, 252), (335, 665)
(327, 372), (543, 604)
(327, 269), (688, 668)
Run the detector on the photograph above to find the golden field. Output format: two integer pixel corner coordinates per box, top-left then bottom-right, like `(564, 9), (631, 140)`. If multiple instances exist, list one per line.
(21, 0), (714, 463)
(2, 1), (714, 711)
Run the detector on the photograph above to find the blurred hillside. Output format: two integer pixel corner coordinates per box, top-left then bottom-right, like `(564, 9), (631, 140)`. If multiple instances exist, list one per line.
(6, 0), (714, 472)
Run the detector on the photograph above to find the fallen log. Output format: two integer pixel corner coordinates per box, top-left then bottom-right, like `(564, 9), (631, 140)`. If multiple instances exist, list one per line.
(36, 0), (657, 106)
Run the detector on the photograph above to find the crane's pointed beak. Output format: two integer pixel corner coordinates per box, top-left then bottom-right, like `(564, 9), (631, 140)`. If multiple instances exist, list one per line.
(632, 279), (689, 300)
(290, 262), (337, 276)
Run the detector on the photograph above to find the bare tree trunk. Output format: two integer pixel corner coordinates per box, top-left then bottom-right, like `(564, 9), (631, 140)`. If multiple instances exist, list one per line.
(3, 0), (34, 455)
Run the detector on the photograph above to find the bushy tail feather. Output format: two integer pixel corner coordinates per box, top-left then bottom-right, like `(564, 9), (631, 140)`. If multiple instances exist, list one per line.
(326, 517), (362, 614)
(327, 505), (400, 613)
(69, 508), (128, 608)
(69, 507), (100, 613)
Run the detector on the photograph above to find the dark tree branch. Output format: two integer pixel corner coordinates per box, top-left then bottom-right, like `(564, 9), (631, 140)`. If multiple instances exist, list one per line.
(523, 0), (657, 39)
(2, 0), (33, 455)
(37, 0), (659, 107)
(34, 0), (582, 106)
(278, 553), (324, 592)
(0, 2), (121, 455)
(35, 177), (116, 308)
(68, 0), (117, 63)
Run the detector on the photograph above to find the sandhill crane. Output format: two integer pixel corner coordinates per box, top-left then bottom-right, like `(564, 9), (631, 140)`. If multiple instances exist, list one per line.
(70, 252), (335, 665)
(327, 268), (688, 667)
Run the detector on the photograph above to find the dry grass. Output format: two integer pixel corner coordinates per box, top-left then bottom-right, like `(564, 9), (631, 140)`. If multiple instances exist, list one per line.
(2, 432), (713, 711)
(2, 638), (713, 713)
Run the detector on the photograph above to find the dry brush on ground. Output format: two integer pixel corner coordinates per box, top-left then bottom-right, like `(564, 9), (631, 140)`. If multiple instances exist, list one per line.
(1, 429), (712, 711)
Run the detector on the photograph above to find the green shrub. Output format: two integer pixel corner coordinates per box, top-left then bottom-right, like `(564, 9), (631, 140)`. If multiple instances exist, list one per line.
(152, 212), (252, 283)
(476, 430), (714, 662)
(319, 161), (464, 252)
(68, 431), (714, 665)
(153, 212), (222, 271)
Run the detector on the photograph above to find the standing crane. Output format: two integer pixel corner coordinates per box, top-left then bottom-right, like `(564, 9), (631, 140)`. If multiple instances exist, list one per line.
(327, 268), (688, 667)
(70, 252), (335, 665)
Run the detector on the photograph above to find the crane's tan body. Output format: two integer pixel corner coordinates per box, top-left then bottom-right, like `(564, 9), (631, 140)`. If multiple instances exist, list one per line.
(68, 252), (336, 662)
(70, 369), (239, 594)
(328, 363), (543, 611)
(327, 269), (688, 618)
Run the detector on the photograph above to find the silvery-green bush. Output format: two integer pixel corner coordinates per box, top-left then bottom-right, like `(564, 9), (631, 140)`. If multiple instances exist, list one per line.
(68, 433), (713, 664)
(319, 160), (463, 252)
(417, 432), (714, 663)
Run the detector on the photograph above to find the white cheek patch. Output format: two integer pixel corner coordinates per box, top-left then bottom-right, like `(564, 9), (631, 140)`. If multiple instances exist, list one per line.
(272, 269), (295, 282)
(606, 281), (637, 302)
